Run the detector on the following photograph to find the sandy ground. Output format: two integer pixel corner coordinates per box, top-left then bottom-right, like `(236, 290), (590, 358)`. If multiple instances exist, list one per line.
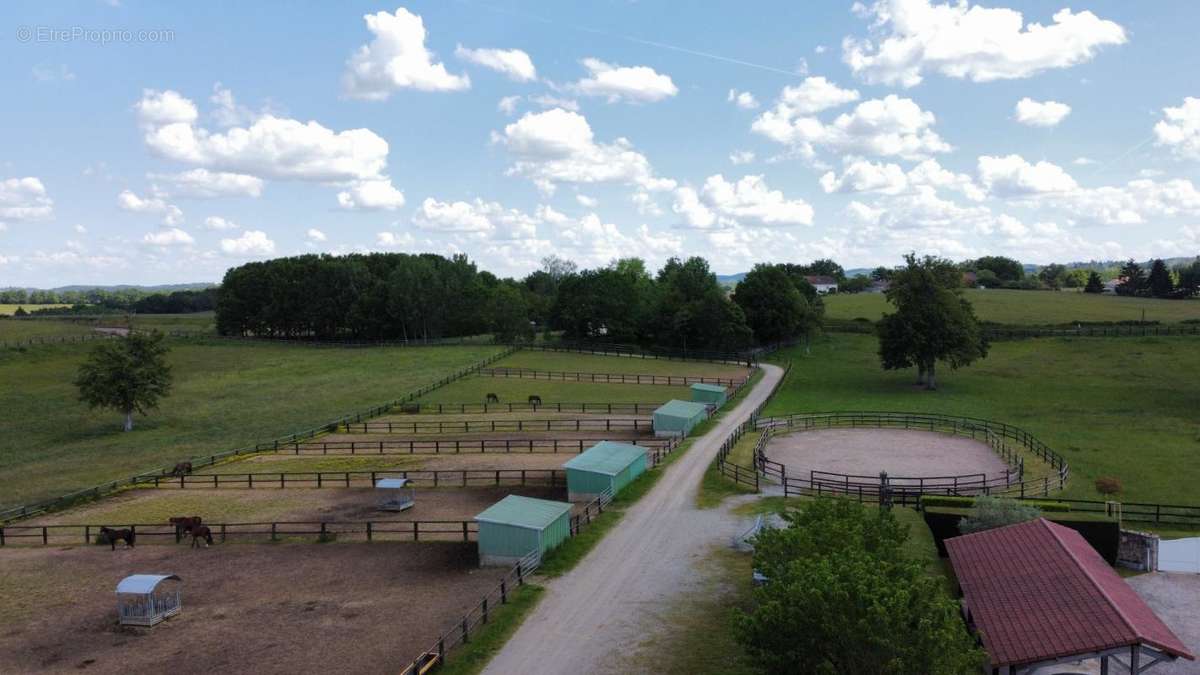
(205, 452), (578, 473)
(1028, 573), (1200, 674)
(318, 429), (652, 443)
(765, 428), (1010, 484)
(0, 542), (505, 674)
(480, 364), (783, 675)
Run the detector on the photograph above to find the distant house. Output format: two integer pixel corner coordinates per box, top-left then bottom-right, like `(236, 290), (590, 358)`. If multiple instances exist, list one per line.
(962, 271), (978, 287)
(1103, 277), (1126, 294)
(804, 275), (839, 294)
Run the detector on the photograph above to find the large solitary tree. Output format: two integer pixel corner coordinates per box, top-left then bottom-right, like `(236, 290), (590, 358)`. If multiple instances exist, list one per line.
(878, 254), (988, 390)
(75, 331), (173, 432)
(733, 264), (821, 345)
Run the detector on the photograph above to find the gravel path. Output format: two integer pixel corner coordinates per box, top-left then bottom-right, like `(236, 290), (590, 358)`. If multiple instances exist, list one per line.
(480, 364), (784, 675)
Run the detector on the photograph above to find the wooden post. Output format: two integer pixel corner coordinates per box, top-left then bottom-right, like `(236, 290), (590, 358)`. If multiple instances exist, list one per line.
(367, 522), (373, 542)
(482, 597), (489, 624)
(221, 523), (227, 542)
(501, 580), (507, 604)
(462, 618), (469, 644)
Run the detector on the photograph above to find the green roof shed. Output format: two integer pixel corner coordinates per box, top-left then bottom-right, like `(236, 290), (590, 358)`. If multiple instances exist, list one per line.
(475, 495), (572, 567)
(563, 441), (648, 501)
(653, 399), (709, 438)
(690, 382), (727, 406)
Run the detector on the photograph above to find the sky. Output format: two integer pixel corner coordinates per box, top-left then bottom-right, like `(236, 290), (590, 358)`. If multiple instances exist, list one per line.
(2, 0), (1199, 287)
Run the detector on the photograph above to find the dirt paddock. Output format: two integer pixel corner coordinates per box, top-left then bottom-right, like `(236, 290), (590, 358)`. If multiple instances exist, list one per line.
(0, 542), (504, 674)
(764, 428), (1010, 482)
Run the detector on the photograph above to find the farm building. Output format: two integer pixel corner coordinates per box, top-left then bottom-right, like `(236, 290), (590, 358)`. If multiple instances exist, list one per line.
(690, 382), (727, 406)
(116, 574), (182, 627)
(475, 495), (572, 567)
(653, 399), (708, 437)
(804, 275), (839, 294)
(563, 441), (648, 501)
(947, 518), (1194, 674)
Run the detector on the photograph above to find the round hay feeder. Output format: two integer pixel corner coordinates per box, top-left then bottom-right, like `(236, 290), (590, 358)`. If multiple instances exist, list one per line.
(376, 477), (415, 512)
(116, 574), (181, 627)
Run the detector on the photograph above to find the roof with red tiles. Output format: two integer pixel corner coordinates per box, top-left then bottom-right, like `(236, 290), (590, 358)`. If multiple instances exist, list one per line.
(945, 518), (1193, 668)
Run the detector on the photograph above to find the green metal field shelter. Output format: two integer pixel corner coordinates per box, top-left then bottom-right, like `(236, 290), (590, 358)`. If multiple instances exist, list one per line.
(475, 495), (572, 567)
(652, 399), (709, 437)
(563, 441), (648, 501)
(690, 382), (727, 406)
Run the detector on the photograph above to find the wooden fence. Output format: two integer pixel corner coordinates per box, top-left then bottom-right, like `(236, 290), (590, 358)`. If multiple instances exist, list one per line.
(476, 367), (745, 387)
(341, 417), (652, 434)
(823, 319), (1200, 340)
(398, 401), (665, 415)
(137, 468), (568, 490)
(278, 437), (673, 456)
(0, 332), (122, 349)
(520, 342), (755, 365)
(0, 519), (478, 547)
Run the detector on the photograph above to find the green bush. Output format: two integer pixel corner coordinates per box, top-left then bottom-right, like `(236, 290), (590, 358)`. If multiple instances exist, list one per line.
(920, 495), (1070, 512)
(959, 496), (1041, 535)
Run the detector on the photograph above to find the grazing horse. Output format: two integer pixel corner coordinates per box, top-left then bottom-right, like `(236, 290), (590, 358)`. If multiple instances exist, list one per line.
(527, 394), (542, 407)
(171, 461), (193, 477)
(190, 525), (214, 548)
(99, 526), (135, 550)
(485, 393), (500, 404)
(169, 516), (203, 543)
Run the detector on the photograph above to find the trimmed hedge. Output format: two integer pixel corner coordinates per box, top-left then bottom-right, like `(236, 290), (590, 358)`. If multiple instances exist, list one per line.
(920, 495), (1071, 512)
(923, 509), (1119, 565)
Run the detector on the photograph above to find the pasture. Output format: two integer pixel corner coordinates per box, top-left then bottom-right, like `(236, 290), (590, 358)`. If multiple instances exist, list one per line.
(0, 318), (96, 342)
(823, 288), (1200, 325)
(415, 374), (690, 405)
(764, 334), (1200, 503)
(495, 350), (751, 378)
(0, 303), (70, 315)
(0, 342), (503, 510)
(0, 542), (505, 674)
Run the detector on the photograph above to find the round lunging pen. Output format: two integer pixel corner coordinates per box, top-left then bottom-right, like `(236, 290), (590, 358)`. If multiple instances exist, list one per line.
(116, 574), (182, 627)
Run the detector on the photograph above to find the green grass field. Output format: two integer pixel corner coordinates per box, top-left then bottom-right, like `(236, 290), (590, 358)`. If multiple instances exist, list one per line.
(496, 351), (751, 378)
(0, 304), (71, 315)
(0, 343), (502, 510)
(824, 289), (1200, 325)
(763, 334), (1200, 504)
(0, 319), (96, 342)
(415, 374), (691, 404)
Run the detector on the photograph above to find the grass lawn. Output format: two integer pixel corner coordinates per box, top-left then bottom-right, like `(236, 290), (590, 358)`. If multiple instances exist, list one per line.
(416, 374), (690, 405)
(0, 319), (96, 342)
(824, 289), (1200, 325)
(764, 334), (1200, 504)
(119, 312), (216, 333)
(496, 351), (751, 378)
(0, 342), (502, 510)
(0, 304), (71, 315)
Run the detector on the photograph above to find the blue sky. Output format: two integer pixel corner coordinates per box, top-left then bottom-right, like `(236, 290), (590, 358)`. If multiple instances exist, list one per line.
(2, 0), (1199, 286)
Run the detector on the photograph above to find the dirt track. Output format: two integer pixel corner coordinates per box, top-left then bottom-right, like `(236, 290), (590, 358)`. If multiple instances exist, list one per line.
(480, 364), (783, 675)
(765, 428), (1009, 482)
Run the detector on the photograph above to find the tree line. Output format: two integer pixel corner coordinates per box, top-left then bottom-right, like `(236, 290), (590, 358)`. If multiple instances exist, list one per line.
(2, 288), (216, 316)
(214, 253), (830, 351)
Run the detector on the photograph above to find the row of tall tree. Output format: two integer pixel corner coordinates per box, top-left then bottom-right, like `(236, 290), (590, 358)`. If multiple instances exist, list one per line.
(1110, 258), (1200, 298)
(215, 253), (827, 350)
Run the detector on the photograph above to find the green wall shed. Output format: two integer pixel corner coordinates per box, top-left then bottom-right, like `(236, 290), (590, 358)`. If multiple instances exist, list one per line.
(652, 399), (709, 438)
(690, 383), (727, 406)
(475, 495), (572, 567)
(563, 441), (648, 501)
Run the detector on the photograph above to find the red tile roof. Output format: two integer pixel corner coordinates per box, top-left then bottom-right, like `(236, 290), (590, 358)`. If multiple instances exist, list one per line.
(945, 518), (1193, 668)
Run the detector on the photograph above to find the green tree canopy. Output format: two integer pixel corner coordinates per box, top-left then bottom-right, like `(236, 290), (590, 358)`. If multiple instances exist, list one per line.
(1084, 270), (1105, 294)
(1147, 259), (1174, 298)
(972, 255), (1024, 282)
(732, 264), (820, 344)
(74, 331), (173, 432)
(1117, 259), (1146, 296)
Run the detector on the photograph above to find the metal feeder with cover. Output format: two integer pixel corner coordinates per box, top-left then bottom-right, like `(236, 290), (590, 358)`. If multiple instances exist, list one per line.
(563, 441), (647, 502)
(376, 477), (415, 511)
(116, 574), (182, 627)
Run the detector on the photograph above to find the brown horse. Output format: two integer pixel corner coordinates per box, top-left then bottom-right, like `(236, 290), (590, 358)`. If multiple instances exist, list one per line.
(99, 526), (135, 550)
(485, 393), (500, 404)
(169, 516), (203, 543)
(190, 525), (214, 548)
(527, 395), (542, 407)
(171, 461), (193, 477)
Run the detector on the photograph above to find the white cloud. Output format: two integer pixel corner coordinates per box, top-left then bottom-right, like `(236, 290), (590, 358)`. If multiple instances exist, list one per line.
(209, 84), (257, 127)
(843, 0), (1127, 87)
(142, 227), (195, 247)
(1073, 157), (1097, 166)
(498, 95), (521, 115)
(220, 230), (276, 256)
(336, 178), (406, 211)
(342, 7), (470, 99)
(0, 177), (54, 222)
(496, 108), (675, 193)
(529, 95), (579, 112)
(307, 228), (327, 242)
(117, 189), (183, 225)
(32, 64), (75, 82)
(135, 89), (198, 127)
(413, 197), (542, 240)
(1050, 178), (1200, 226)
(152, 169), (265, 198)
(727, 89), (759, 110)
(455, 45), (536, 82)
(576, 194), (598, 208)
(73, 224), (87, 234)
(557, 214), (683, 267)
(202, 216), (239, 231)
(1015, 98), (1071, 127)
(1154, 97), (1200, 160)
(729, 150), (756, 165)
(977, 155), (1078, 196)
(631, 191), (663, 216)
(753, 93), (951, 160)
(376, 231), (416, 249)
(820, 158), (909, 195)
(672, 174), (814, 229)
(572, 58), (678, 103)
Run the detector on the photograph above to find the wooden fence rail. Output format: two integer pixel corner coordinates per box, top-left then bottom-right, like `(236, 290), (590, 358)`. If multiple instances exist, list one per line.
(342, 417), (652, 434)
(520, 342), (755, 365)
(0, 519), (478, 547)
(400, 401), (665, 415)
(476, 367), (745, 387)
(138, 468), (568, 490)
(278, 437), (673, 456)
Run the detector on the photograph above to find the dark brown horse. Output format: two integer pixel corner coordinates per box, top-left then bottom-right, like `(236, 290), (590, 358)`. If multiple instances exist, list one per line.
(171, 461), (193, 477)
(169, 516), (203, 543)
(485, 393), (500, 404)
(99, 526), (135, 550)
(527, 395), (542, 407)
(190, 525), (214, 548)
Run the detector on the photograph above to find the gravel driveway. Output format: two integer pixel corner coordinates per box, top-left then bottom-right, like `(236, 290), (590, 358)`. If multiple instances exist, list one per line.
(480, 364), (784, 675)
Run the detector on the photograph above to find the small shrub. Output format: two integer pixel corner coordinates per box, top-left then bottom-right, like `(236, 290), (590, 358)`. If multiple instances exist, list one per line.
(959, 496), (1041, 535)
(1094, 476), (1123, 496)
